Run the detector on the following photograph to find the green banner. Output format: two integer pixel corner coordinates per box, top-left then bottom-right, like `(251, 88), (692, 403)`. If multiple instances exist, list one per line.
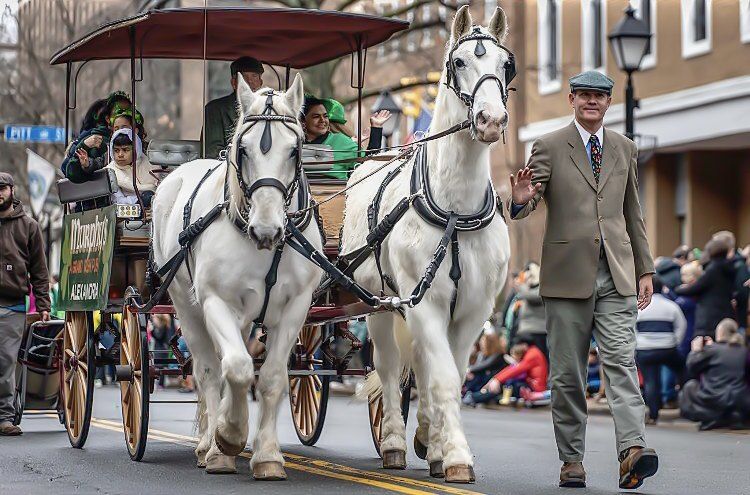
(58, 205), (116, 311)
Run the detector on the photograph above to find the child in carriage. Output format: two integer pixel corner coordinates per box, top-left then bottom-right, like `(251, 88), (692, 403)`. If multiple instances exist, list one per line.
(105, 128), (158, 207)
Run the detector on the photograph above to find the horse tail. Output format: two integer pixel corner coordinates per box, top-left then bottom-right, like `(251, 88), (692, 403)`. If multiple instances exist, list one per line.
(355, 314), (411, 401)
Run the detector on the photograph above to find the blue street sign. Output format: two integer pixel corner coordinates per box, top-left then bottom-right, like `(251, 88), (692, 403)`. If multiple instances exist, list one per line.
(4, 125), (65, 144)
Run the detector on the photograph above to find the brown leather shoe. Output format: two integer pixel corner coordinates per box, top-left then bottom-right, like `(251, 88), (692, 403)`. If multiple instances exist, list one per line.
(619, 447), (658, 489)
(0, 421), (22, 436)
(559, 461), (586, 488)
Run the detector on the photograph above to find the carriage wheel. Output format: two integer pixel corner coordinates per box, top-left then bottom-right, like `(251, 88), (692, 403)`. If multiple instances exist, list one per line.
(60, 311), (95, 448)
(368, 372), (412, 458)
(289, 325), (330, 446)
(119, 290), (150, 461)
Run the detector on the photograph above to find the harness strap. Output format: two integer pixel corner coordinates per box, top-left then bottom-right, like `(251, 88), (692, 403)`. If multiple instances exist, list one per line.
(368, 166), (404, 294)
(252, 242), (285, 332)
(449, 229), (461, 317)
(409, 213), (459, 307)
(183, 165), (221, 281)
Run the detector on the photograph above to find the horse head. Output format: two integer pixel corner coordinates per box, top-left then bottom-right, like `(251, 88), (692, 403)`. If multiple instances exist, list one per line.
(230, 73), (304, 250)
(445, 5), (513, 143)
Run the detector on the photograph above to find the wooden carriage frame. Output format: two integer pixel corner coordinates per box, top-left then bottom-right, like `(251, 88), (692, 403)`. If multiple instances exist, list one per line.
(48, 6), (412, 461)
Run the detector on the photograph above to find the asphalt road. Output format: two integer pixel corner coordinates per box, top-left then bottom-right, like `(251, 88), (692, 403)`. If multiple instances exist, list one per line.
(2, 385), (749, 495)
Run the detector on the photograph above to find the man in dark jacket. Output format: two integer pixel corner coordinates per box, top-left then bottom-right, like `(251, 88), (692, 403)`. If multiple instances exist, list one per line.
(712, 231), (750, 330)
(679, 319), (750, 430)
(0, 173), (50, 436)
(202, 57), (264, 159)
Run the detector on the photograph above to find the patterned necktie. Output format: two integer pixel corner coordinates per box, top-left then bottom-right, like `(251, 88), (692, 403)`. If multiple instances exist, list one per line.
(589, 134), (602, 185)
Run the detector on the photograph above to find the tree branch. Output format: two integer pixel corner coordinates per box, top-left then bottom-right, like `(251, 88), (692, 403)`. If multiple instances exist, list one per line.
(335, 0), (360, 12)
(384, 0), (433, 19)
(341, 78), (438, 106)
(437, 0), (461, 11)
(388, 18), (445, 42)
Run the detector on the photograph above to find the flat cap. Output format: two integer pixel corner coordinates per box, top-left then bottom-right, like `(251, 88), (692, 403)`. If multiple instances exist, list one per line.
(0, 172), (14, 187)
(569, 70), (614, 95)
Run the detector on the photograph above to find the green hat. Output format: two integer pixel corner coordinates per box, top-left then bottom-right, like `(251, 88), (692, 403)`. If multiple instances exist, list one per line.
(322, 98), (347, 124)
(569, 70), (614, 95)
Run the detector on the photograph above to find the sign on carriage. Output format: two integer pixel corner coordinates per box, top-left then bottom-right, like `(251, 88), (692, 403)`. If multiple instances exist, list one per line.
(58, 206), (116, 311)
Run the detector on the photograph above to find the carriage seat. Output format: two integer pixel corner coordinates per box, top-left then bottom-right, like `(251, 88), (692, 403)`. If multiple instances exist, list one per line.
(147, 139), (201, 167)
(57, 167), (119, 203)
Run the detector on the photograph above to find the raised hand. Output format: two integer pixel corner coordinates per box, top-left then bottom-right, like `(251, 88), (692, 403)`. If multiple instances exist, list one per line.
(369, 110), (391, 128)
(83, 134), (103, 148)
(509, 167), (541, 205)
(76, 148), (91, 169)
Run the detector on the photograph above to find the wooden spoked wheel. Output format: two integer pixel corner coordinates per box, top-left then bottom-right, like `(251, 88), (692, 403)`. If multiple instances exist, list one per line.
(120, 290), (150, 461)
(289, 325), (330, 446)
(60, 311), (95, 448)
(368, 372), (412, 458)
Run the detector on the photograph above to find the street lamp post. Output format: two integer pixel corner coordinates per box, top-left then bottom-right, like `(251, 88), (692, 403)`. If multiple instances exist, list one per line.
(371, 90), (402, 145)
(607, 6), (651, 140)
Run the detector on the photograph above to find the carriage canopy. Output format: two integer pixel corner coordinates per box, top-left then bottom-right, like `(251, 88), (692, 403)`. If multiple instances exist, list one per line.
(50, 7), (409, 68)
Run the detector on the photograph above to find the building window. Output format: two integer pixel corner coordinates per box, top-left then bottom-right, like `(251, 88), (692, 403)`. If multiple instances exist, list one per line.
(581, 0), (606, 72)
(681, 0), (712, 58)
(741, 0), (750, 44)
(632, 0), (657, 69)
(538, 0), (562, 95)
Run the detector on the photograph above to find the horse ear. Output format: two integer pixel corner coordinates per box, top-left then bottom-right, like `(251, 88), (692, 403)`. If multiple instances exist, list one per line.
(236, 73), (256, 113)
(451, 4), (472, 41)
(284, 73), (304, 117)
(489, 7), (508, 43)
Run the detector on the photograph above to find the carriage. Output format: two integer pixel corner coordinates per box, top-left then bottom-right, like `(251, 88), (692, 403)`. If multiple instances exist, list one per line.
(47, 6), (412, 462)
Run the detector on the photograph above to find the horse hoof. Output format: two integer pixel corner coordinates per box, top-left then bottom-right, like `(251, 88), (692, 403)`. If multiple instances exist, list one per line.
(253, 461), (287, 481)
(196, 449), (208, 468)
(429, 461), (444, 478)
(215, 430), (245, 456)
(196, 459), (207, 468)
(205, 454), (237, 474)
(413, 435), (428, 460)
(382, 449), (407, 470)
(444, 465), (475, 484)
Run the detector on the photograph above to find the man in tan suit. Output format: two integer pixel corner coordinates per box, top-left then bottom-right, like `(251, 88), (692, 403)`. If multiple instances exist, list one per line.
(509, 71), (658, 490)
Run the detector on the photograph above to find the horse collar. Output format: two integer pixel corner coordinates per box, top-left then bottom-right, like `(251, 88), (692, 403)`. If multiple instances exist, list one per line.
(409, 146), (498, 232)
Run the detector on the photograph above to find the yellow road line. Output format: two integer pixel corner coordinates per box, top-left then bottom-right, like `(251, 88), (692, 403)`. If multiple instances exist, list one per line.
(84, 417), (488, 495)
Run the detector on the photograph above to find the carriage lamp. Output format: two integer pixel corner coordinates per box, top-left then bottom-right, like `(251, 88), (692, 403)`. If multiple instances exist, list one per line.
(608, 6), (652, 140)
(371, 90), (403, 140)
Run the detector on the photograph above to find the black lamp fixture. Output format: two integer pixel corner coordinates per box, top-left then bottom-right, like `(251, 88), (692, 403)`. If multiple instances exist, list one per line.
(608, 6), (651, 139)
(371, 90), (402, 139)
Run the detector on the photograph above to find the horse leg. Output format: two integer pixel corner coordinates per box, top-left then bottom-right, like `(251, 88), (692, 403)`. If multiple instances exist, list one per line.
(407, 304), (474, 483)
(250, 304), (307, 481)
(176, 305), (234, 473)
(412, 346), (443, 478)
(202, 295), (255, 457)
(368, 312), (407, 469)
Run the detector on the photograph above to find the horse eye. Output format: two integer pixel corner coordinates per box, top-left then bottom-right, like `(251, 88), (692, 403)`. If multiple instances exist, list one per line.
(454, 58), (466, 69)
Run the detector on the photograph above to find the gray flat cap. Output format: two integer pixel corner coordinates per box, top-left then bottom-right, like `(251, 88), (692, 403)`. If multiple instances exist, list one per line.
(0, 172), (14, 187)
(569, 70), (614, 95)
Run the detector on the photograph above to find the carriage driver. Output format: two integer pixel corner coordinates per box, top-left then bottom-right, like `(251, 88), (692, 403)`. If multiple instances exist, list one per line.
(202, 56), (264, 159)
(0, 172), (50, 436)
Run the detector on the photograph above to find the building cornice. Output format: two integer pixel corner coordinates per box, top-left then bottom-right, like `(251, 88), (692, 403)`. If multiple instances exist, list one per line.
(519, 75), (750, 149)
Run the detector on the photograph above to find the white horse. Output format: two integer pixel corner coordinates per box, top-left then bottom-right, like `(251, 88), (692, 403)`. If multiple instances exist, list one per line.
(342, 6), (511, 483)
(152, 74), (322, 480)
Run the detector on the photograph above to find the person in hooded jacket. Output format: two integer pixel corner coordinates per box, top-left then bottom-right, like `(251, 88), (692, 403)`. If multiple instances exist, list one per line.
(654, 246), (690, 293)
(0, 173), (50, 436)
(674, 238), (736, 339)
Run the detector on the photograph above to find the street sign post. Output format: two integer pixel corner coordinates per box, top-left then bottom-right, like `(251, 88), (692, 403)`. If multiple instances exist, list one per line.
(4, 125), (65, 144)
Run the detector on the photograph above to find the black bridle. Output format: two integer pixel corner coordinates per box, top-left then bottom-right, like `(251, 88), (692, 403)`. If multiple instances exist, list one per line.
(231, 90), (303, 209)
(444, 27), (517, 130)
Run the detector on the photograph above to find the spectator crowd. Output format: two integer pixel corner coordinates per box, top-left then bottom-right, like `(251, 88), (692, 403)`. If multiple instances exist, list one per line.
(463, 230), (750, 431)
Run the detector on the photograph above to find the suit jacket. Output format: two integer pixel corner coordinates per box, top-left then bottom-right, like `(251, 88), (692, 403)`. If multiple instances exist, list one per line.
(510, 122), (654, 299)
(202, 92), (238, 159)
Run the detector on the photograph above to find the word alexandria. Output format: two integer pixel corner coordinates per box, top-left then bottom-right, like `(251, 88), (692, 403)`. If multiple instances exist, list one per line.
(70, 215), (110, 255)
